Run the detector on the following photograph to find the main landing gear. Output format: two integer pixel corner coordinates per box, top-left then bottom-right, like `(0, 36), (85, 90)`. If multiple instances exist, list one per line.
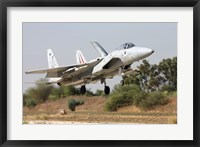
(80, 84), (110, 95)
(80, 85), (86, 94)
(80, 79), (111, 95)
(120, 80), (125, 86)
(80, 78), (124, 95)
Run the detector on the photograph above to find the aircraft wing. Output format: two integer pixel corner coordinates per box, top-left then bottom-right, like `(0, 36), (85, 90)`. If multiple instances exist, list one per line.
(26, 58), (103, 75)
(62, 59), (103, 79)
(25, 63), (88, 74)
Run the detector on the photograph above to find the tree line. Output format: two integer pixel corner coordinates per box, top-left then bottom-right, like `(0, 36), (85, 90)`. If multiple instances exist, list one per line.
(124, 57), (177, 92)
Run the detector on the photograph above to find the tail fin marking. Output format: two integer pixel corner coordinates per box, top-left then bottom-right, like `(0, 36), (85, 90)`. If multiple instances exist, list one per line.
(76, 50), (87, 64)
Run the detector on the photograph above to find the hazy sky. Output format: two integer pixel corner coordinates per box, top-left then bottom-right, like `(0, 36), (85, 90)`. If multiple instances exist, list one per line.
(23, 22), (177, 93)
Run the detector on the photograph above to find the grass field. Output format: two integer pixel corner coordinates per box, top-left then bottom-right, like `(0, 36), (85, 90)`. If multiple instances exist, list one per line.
(23, 95), (177, 124)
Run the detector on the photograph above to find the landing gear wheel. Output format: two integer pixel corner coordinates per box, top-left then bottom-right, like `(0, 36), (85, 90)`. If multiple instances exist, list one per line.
(120, 80), (125, 86)
(80, 86), (86, 94)
(104, 86), (110, 95)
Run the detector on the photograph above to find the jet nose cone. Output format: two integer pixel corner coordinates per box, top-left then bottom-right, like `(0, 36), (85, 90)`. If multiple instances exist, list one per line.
(146, 48), (154, 55)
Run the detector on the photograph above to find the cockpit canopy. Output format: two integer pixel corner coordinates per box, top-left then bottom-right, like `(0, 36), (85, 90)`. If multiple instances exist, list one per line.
(116, 42), (135, 50)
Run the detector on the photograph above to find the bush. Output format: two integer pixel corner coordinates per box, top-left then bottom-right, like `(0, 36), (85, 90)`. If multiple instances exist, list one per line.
(25, 82), (53, 104)
(25, 98), (37, 107)
(104, 93), (124, 111)
(104, 84), (143, 111)
(49, 86), (81, 100)
(23, 94), (28, 106)
(51, 87), (64, 99)
(76, 99), (84, 105)
(48, 94), (58, 101)
(138, 92), (169, 110)
(171, 91), (177, 97)
(23, 84), (82, 106)
(23, 93), (37, 107)
(160, 84), (176, 92)
(68, 98), (84, 111)
(104, 84), (169, 111)
(68, 99), (76, 111)
(64, 86), (81, 96)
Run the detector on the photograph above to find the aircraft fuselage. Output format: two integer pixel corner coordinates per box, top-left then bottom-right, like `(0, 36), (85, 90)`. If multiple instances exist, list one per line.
(59, 46), (154, 86)
(26, 42), (154, 95)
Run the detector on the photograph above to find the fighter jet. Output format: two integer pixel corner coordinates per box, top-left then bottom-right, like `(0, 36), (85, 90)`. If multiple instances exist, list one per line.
(25, 42), (154, 95)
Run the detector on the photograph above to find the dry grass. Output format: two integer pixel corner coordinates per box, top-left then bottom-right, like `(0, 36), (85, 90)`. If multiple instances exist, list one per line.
(23, 95), (177, 124)
(168, 116), (177, 124)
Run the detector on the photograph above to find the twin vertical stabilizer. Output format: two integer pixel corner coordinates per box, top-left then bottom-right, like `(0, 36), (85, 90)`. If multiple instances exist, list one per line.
(91, 41), (108, 57)
(76, 50), (87, 64)
(47, 49), (59, 68)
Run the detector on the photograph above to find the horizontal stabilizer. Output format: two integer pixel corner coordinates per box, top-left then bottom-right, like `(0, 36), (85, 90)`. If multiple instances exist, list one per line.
(24, 77), (62, 84)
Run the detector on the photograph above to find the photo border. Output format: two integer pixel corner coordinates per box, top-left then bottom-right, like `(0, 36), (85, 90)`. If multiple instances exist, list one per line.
(0, 0), (199, 146)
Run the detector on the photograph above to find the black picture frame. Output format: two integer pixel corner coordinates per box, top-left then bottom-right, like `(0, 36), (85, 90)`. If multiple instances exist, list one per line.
(0, 0), (199, 146)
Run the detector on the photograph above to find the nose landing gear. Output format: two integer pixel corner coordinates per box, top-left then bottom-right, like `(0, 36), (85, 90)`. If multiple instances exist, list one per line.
(119, 67), (126, 86)
(101, 79), (110, 95)
(104, 86), (110, 95)
(120, 80), (125, 86)
(80, 85), (86, 94)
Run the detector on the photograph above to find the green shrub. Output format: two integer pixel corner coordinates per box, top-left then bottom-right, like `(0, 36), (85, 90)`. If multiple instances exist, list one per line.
(162, 91), (169, 97)
(161, 84), (176, 92)
(105, 93), (124, 111)
(76, 99), (84, 105)
(25, 82), (53, 104)
(132, 92), (148, 106)
(48, 94), (58, 101)
(23, 83), (83, 107)
(68, 99), (76, 111)
(171, 91), (177, 97)
(104, 84), (143, 111)
(25, 98), (37, 107)
(23, 93), (37, 107)
(138, 92), (169, 110)
(23, 94), (28, 106)
(51, 87), (64, 99)
(104, 84), (169, 111)
(64, 86), (81, 96)
(68, 98), (84, 111)
(46, 86), (82, 101)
